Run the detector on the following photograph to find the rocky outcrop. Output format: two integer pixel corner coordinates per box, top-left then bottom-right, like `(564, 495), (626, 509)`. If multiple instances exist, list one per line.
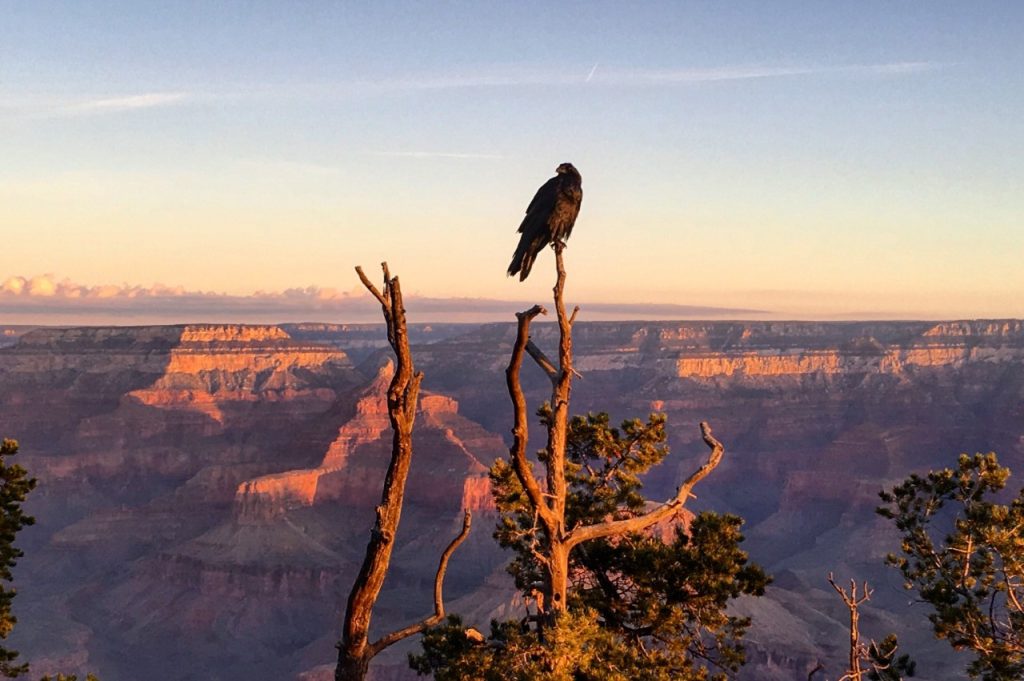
(234, 362), (498, 521)
(460, 471), (496, 514)
(127, 325), (352, 413)
(0, 324), (359, 459)
(675, 340), (1024, 378)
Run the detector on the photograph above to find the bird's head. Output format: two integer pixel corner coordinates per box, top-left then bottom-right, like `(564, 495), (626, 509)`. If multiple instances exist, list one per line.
(555, 162), (578, 176)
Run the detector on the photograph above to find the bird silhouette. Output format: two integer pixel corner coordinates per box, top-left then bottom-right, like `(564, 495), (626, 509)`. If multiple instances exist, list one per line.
(507, 163), (583, 281)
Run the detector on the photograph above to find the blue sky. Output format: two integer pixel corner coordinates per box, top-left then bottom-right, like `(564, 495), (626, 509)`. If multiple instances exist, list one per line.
(2, 2), (1022, 322)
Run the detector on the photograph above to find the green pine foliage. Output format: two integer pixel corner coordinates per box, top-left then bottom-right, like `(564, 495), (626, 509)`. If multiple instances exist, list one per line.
(0, 439), (36, 679)
(866, 634), (917, 680)
(413, 411), (768, 680)
(413, 610), (693, 681)
(878, 453), (1024, 680)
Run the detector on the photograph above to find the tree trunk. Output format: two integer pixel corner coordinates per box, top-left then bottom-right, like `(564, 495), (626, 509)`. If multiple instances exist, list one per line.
(542, 243), (574, 614)
(829, 573), (871, 681)
(547, 539), (570, 613)
(336, 264), (471, 681)
(335, 650), (370, 681)
(849, 605), (861, 681)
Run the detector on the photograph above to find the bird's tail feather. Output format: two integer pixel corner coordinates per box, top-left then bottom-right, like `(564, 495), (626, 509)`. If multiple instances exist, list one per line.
(508, 246), (536, 281)
(507, 243), (530, 279)
(517, 249), (536, 281)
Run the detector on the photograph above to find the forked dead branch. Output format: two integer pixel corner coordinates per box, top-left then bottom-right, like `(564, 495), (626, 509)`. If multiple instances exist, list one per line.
(829, 573), (872, 681)
(335, 263), (472, 681)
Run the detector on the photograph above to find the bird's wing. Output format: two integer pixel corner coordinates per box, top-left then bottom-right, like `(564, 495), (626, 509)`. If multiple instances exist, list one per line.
(518, 176), (559, 234)
(553, 184), (583, 241)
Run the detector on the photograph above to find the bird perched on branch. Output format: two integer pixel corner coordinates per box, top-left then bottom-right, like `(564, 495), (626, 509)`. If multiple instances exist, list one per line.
(507, 163), (583, 281)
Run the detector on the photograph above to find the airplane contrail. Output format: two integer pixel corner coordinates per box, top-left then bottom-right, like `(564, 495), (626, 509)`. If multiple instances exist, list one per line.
(586, 62), (598, 82)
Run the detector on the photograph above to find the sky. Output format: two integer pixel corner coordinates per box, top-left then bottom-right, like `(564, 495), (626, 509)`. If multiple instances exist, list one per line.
(2, 2), (1022, 323)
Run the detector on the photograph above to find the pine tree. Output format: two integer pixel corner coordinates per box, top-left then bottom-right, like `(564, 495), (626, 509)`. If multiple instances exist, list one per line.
(495, 411), (766, 677)
(412, 412), (767, 680)
(0, 439), (36, 678)
(878, 453), (1024, 680)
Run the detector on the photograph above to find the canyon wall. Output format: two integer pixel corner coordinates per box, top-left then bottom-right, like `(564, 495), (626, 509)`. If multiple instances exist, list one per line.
(1, 320), (1022, 680)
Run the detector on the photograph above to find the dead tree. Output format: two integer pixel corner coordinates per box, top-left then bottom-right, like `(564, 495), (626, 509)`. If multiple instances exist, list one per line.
(506, 243), (725, 617)
(829, 573), (872, 681)
(826, 573), (914, 681)
(335, 263), (473, 681)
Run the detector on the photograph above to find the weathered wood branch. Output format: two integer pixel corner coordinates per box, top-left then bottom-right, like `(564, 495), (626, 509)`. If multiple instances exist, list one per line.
(355, 265), (388, 309)
(368, 511), (473, 655)
(546, 245), (573, 525)
(525, 339), (558, 383)
(506, 304), (555, 528)
(566, 421), (724, 548)
(829, 573), (873, 681)
(337, 263), (464, 681)
(525, 339), (582, 382)
(829, 573), (873, 607)
(1006, 574), (1024, 614)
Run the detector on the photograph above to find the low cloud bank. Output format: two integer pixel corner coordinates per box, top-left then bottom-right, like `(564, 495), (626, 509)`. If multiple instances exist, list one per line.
(0, 275), (761, 324)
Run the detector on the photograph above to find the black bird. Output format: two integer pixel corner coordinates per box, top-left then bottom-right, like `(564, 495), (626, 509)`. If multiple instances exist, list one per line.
(507, 163), (583, 281)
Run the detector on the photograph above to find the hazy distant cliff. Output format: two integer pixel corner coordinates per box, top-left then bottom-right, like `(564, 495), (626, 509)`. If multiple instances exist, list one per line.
(1, 320), (1022, 681)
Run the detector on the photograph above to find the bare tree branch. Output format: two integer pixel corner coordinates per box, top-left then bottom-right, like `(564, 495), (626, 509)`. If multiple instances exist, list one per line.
(368, 511), (473, 655)
(525, 339), (558, 383)
(506, 304), (556, 530)
(829, 573), (873, 681)
(337, 263), (467, 681)
(568, 305), (580, 326)
(566, 421), (724, 547)
(506, 242), (728, 617)
(526, 338), (582, 381)
(354, 265), (388, 309)
(547, 246), (573, 517)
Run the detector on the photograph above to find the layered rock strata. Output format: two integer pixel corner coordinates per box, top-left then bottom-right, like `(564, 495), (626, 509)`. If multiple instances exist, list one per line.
(1, 320), (1022, 681)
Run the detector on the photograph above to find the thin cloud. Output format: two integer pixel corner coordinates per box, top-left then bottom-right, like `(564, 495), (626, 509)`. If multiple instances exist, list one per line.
(0, 91), (193, 120)
(370, 151), (505, 160)
(327, 60), (942, 94)
(66, 92), (191, 114)
(592, 61), (941, 85)
(357, 71), (577, 92)
(154, 60), (939, 103)
(1, 61), (940, 120)
(0, 274), (760, 324)
(866, 61), (940, 74)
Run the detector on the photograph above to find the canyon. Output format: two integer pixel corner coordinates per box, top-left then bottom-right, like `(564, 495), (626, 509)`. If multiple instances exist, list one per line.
(1, 320), (1022, 680)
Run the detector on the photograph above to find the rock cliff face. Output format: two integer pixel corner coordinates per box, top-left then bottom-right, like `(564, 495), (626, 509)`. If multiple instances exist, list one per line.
(233, 362), (496, 522)
(672, 321), (1024, 377)
(0, 323), (505, 681)
(1, 320), (1022, 681)
(1, 324), (357, 460)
